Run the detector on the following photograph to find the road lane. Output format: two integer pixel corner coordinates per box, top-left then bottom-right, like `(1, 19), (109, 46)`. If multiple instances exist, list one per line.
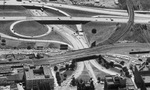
(1, 0), (150, 18)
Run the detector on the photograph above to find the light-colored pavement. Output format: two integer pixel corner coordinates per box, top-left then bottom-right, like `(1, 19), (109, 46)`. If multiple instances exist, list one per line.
(17, 84), (24, 90)
(1, 16), (150, 24)
(2, 0), (150, 18)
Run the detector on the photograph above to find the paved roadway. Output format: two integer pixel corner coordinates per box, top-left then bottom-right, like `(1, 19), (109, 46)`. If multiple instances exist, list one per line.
(1, 0), (150, 18)
(0, 16), (150, 24)
(0, 0), (150, 25)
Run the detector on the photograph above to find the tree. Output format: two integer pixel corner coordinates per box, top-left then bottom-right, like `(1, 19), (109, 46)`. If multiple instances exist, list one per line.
(120, 61), (125, 65)
(1, 42), (5, 46)
(129, 64), (133, 70)
(77, 80), (81, 90)
(63, 74), (67, 80)
(36, 53), (43, 59)
(8, 58), (12, 62)
(97, 55), (103, 64)
(27, 46), (31, 50)
(104, 64), (110, 69)
(90, 80), (95, 90)
(122, 67), (128, 72)
(1, 39), (6, 43)
(72, 59), (76, 65)
(56, 72), (61, 86)
(81, 81), (85, 90)
(97, 77), (101, 83)
(91, 41), (96, 48)
(56, 72), (60, 77)
(65, 64), (69, 70)
(70, 60), (76, 70)
(54, 66), (58, 71)
(70, 63), (75, 71)
(71, 76), (76, 86)
(91, 29), (97, 34)
(109, 61), (114, 68)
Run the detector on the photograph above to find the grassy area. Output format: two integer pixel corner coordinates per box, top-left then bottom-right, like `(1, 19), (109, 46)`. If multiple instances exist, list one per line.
(0, 37), (68, 49)
(0, 21), (71, 48)
(138, 0), (150, 10)
(0, 6), (32, 16)
(66, 25), (78, 32)
(82, 22), (116, 44)
(121, 24), (148, 43)
(0, 21), (20, 37)
(0, 38), (36, 49)
(13, 21), (48, 36)
(38, 30), (71, 44)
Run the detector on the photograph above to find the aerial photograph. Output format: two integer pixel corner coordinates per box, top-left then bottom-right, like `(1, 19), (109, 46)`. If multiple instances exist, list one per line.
(0, 0), (150, 90)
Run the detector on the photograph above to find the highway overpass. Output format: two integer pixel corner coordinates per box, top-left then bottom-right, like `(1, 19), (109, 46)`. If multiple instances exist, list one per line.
(1, 0), (150, 18)
(0, 16), (150, 24)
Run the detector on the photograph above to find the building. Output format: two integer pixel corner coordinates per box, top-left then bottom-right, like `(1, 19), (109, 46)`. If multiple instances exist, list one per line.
(24, 65), (54, 90)
(104, 75), (136, 90)
(133, 61), (150, 90)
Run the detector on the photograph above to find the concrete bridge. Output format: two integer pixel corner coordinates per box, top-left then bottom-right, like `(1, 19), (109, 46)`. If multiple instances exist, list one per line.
(0, 16), (150, 24)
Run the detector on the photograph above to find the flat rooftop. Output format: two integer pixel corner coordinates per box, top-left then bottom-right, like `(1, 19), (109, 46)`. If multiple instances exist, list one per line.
(24, 65), (53, 80)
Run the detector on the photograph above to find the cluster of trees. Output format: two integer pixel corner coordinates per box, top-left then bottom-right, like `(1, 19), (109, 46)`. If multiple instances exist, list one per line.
(54, 60), (76, 72)
(54, 60), (77, 86)
(122, 67), (132, 78)
(140, 24), (147, 30)
(55, 72), (61, 86)
(70, 78), (95, 90)
(97, 55), (127, 70)
(97, 55), (115, 69)
(55, 71), (68, 86)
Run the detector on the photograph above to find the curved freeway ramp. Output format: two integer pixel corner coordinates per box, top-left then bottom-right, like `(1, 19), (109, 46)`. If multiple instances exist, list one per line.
(98, 0), (134, 46)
